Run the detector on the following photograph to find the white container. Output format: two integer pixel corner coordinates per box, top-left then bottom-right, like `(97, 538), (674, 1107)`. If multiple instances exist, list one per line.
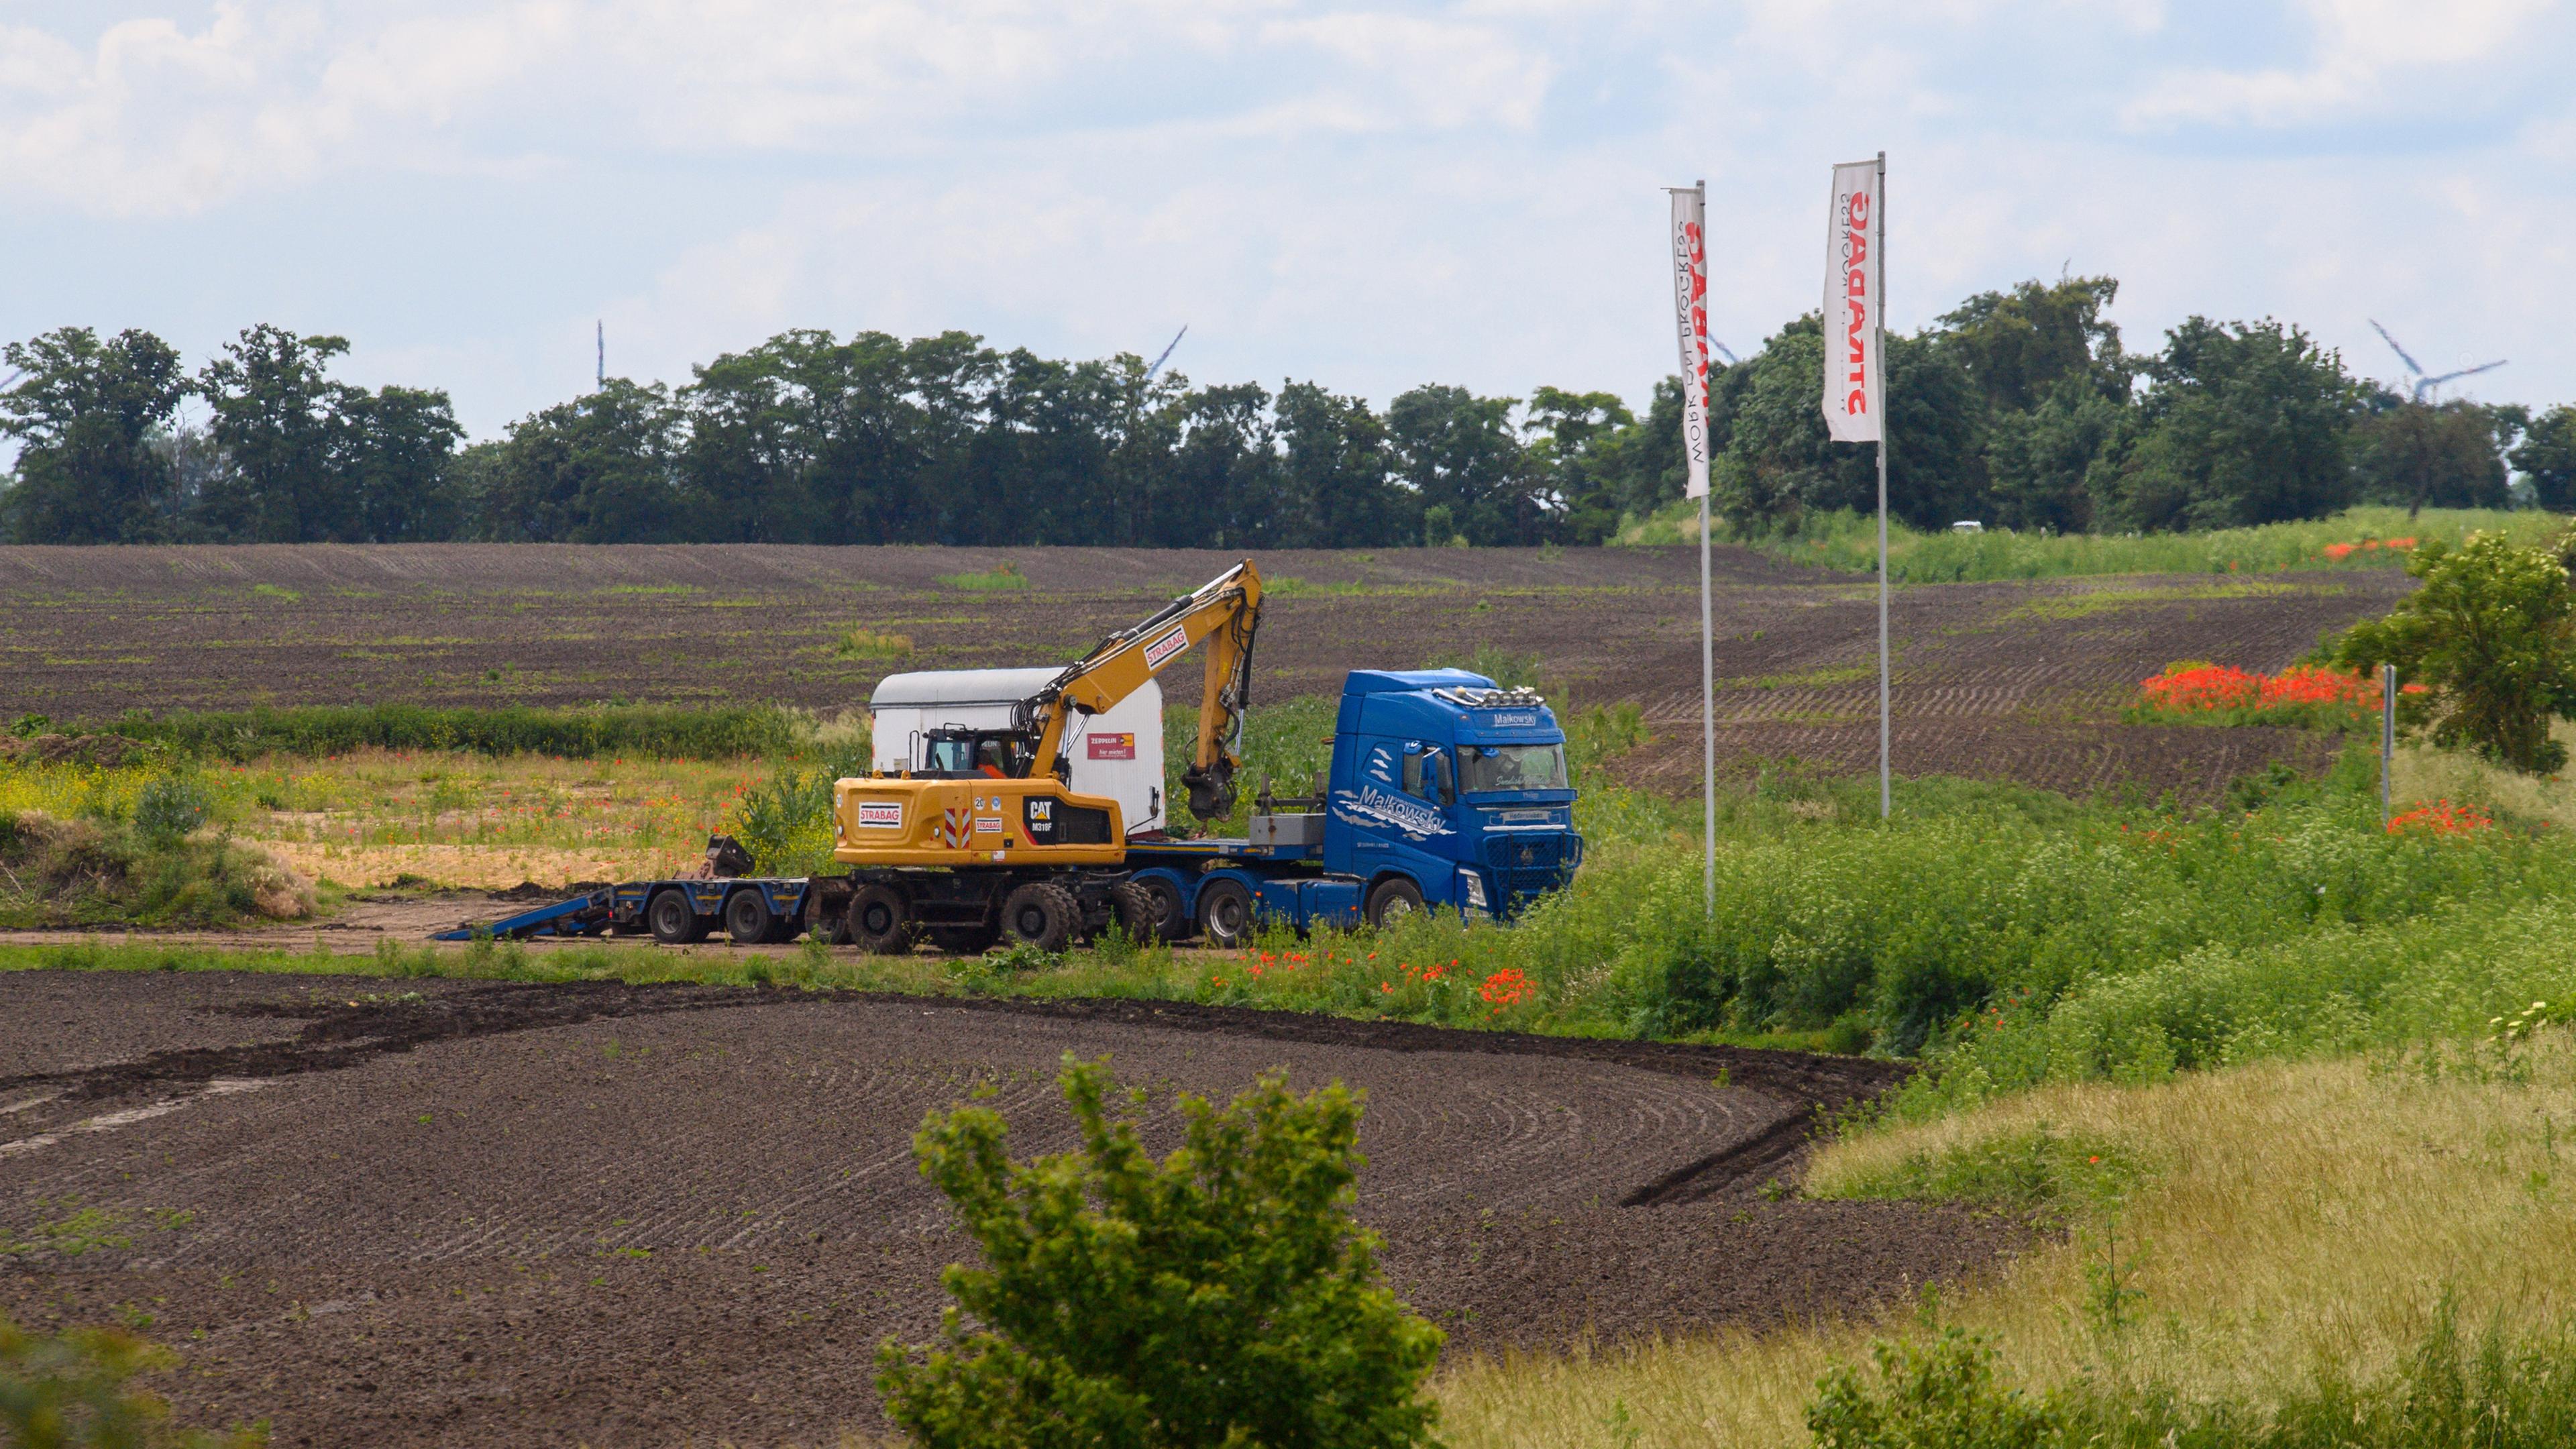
(869, 668), (1167, 837)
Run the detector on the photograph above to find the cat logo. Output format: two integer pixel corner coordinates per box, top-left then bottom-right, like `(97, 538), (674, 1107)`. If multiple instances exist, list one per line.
(1029, 799), (1053, 821)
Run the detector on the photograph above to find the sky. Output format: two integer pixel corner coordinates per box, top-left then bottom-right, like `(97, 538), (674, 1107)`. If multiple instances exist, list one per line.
(1, 0), (2569, 439)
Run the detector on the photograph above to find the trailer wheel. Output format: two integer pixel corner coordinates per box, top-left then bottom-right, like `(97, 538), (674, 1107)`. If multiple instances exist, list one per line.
(722, 890), (775, 945)
(1133, 876), (1190, 943)
(1108, 881), (1164, 943)
(647, 888), (708, 945)
(1195, 878), (1254, 949)
(847, 883), (913, 955)
(1000, 881), (1079, 953)
(1364, 876), (1425, 928)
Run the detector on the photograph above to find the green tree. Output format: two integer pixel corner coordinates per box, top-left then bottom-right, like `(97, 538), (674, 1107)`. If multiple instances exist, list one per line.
(0, 327), (190, 544)
(193, 325), (361, 543)
(2090, 317), (2356, 531)
(877, 1054), (1444, 1449)
(341, 385), (464, 541)
(1277, 381), (1407, 548)
(1524, 385), (1635, 543)
(1936, 274), (2126, 415)
(473, 378), (683, 543)
(1388, 384), (1532, 545)
(2510, 405), (2576, 512)
(1161, 380), (1280, 550)
(1984, 378), (2123, 533)
(1709, 317), (1987, 534)
(2347, 394), (2514, 516)
(2334, 531), (2576, 773)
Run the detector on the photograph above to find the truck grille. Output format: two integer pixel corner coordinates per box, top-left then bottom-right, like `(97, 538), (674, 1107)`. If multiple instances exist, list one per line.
(1483, 832), (1580, 904)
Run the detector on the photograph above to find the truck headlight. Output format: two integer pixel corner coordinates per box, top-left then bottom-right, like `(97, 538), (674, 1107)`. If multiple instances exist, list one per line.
(1458, 869), (1489, 912)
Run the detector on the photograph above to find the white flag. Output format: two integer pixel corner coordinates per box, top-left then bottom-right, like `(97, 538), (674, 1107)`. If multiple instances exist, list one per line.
(1668, 188), (1712, 499)
(1822, 159), (1882, 444)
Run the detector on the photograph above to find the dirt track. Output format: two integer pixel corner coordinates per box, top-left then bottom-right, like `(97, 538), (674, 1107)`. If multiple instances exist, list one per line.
(0, 970), (2015, 1447)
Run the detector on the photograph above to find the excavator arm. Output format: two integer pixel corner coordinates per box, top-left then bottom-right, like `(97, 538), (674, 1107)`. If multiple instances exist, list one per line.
(1017, 559), (1263, 822)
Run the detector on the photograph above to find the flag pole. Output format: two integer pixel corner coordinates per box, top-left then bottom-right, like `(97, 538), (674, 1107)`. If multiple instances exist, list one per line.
(1874, 150), (1890, 821)
(1697, 179), (1716, 916)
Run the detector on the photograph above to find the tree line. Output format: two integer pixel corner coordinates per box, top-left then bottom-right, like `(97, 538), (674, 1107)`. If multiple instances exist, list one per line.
(5, 282), (2571, 548)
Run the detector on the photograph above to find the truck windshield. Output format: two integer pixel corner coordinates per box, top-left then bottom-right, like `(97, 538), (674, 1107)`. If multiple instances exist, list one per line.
(1458, 743), (1568, 793)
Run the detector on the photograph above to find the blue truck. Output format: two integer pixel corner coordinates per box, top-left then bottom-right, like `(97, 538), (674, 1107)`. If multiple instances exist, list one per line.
(1122, 667), (1582, 948)
(438, 666), (1582, 951)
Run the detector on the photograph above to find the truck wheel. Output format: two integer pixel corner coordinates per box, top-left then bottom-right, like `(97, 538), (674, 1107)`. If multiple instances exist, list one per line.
(847, 883), (913, 955)
(648, 888), (708, 945)
(723, 890), (775, 945)
(1195, 878), (1254, 949)
(1364, 876), (1425, 929)
(1109, 881), (1161, 943)
(924, 924), (1001, 957)
(1132, 877), (1191, 942)
(1000, 882), (1079, 953)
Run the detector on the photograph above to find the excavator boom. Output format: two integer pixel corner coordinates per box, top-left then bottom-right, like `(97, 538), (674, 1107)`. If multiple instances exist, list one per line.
(1020, 559), (1263, 821)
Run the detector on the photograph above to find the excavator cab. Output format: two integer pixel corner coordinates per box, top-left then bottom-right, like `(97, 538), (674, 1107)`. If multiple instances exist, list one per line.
(917, 728), (1034, 780)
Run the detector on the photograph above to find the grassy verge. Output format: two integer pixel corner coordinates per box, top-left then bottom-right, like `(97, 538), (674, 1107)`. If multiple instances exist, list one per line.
(1617, 503), (2563, 582)
(1433, 1032), (2576, 1446)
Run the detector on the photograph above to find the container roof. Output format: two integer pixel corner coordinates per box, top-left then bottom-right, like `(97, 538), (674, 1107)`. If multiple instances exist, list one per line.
(869, 667), (1061, 708)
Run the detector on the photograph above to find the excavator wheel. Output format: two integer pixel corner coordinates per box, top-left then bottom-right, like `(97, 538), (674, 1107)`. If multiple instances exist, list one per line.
(1108, 881), (1163, 944)
(1000, 881), (1079, 954)
(846, 883), (914, 955)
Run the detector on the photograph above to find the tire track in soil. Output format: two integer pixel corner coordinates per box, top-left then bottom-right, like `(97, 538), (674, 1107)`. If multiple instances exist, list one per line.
(0, 985), (1894, 1205)
(0, 976), (2011, 1448)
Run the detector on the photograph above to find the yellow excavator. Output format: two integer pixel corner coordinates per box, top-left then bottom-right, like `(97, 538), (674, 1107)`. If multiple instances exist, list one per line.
(830, 559), (1263, 954)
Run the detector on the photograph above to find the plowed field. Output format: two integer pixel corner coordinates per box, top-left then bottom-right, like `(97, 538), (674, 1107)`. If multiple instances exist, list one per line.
(0, 970), (2014, 1447)
(0, 543), (2410, 798)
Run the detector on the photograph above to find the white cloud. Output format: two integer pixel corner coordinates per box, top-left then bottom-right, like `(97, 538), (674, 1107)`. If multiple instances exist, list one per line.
(2124, 0), (2552, 129)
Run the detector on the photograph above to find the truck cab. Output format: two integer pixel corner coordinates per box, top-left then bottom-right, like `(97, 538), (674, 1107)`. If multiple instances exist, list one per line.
(1324, 669), (1580, 922)
(1124, 667), (1584, 944)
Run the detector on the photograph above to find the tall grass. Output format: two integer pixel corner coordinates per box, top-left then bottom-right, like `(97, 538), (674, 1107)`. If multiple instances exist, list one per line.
(1618, 503), (2563, 582)
(93, 702), (799, 761)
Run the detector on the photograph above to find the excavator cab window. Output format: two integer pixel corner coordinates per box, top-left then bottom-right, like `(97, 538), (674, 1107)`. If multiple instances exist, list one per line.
(920, 730), (1032, 780)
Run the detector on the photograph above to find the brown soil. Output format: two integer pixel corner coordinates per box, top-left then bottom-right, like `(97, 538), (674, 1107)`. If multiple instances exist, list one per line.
(0, 543), (2408, 800)
(0, 971), (2017, 1447)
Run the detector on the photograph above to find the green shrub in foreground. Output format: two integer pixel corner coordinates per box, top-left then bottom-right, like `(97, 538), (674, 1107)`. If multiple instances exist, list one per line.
(877, 1054), (1444, 1449)
(0, 1313), (264, 1447)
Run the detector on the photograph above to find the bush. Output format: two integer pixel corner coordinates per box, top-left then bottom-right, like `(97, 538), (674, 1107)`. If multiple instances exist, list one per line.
(131, 774), (212, 845)
(876, 1054), (1444, 1449)
(0, 1313), (263, 1447)
(2336, 530), (2576, 773)
(1807, 1326), (2057, 1449)
(0, 810), (312, 929)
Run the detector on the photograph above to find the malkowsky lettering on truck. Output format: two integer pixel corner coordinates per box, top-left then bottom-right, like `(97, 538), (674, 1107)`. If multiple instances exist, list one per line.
(1332, 785), (1453, 841)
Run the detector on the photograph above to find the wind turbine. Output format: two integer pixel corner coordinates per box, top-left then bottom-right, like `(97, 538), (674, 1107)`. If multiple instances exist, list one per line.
(2369, 319), (2505, 402)
(1145, 325), (1187, 380)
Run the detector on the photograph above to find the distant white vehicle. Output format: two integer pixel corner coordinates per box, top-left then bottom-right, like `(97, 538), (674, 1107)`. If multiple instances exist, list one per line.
(1951, 521), (1984, 533)
(869, 668), (1167, 837)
